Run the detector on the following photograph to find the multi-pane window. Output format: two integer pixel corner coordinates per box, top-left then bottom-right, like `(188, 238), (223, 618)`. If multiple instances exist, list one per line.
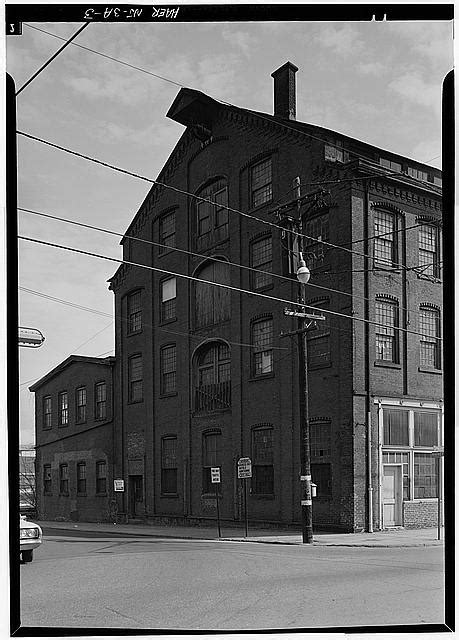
(251, 159), (272, 207)
(307, 302), (330, 368)
(414, 453), (437, 498)
(96, 461), (107, 494)
(195, 342), (231, 412)
(311, 463), (332, 498)
(304, 213), (329, 269)
(374, 211), (397, 267)
(159, 211), (176, 253)
(324, 140), (348, 163)
(252, 318), (273, 376)
(418, 225), (439, 278)
(43, 396), (52, 428)
(202, 432), (221, 494)
(251, 236), (272, 290)
(161, 277), (176, 322)
(58, 392), (68, 426)
(414, 412), (439, 447)
(129, 355), (143, 402)
(383, 410), (409, 446)
(375, 299), (399, 363)
(127, 290), (142, 333)
(161, 436), (178, 494)
(310, 421), (331, 458)
(196, 180), (228, 236)
(379, 157), (402, 172)
(59, 464), (69, 494)
(419, 306), (441, 369)
(76, 387), (87, 423)
(43, 464), (52, 494)
(382, 451), (410, 500)
(160, 345), (177, 395)
(252, 427), (274, 495)
(407, 166), (428, 182)
(195, 261), (230, 328)
(77, 462), (87, 494)
(95, 382), (107, 419)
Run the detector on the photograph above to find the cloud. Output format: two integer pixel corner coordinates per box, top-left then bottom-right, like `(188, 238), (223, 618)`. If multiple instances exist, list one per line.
(357, 61), (387, 75)
(388, 72), (441, 112)
(221, 27), (252, 56)
(317, 24), (364, 56)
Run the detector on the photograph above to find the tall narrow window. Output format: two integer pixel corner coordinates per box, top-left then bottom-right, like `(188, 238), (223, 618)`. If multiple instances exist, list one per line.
(202, 432), (221, 494)
(127, 290), (142, 333)
(160, 345), (177, 395)
(96, 461), (107, 494)
(129, 355), (143, 402)
(418, 225), (440, 278)
(304, 213), (329, 269)
(159, 211), (176, 253)
(414, 453), (437, 498)
(161, 277), (176, 322)
(43, 464), (52, 494)
(95, 382), (107, 419)
(419, 306), (441, 369)
(196, 179), (228, 242)
(43, 396), (52, 429)
(59, 464), (69, 494)
(374, 210), (397, 267)
(375, 298), (399, 363)
(307, 301), (330, 368)
(195, 342), (231, 412)
(252, 318), (273, 376)
(77, 462), (87, 494)
(161, 436), (178, 494)
(251, 158), (272, 207)
(311, 463), (332, 498)
(252, 427), (274, 495)
(251, 236), (272, 290)
(383, 409), (409, 446)
(310, 421), (331, 458)
(58, 392), (68, 426)
(194, 260), (230, 328)
(76, 387), (87, 423)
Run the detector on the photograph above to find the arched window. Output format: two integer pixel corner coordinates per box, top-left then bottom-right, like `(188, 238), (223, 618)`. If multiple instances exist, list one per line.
(419, 305), (441, 369)
(194, 341), (230, 412)
(194, 259), (230, 328)
(195, 178), (228, 249)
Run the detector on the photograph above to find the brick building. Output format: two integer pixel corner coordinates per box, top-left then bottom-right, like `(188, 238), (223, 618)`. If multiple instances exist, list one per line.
(107, 62), (443, 531)
(32, 62), (443, 530)
(31, 356), (116, 522)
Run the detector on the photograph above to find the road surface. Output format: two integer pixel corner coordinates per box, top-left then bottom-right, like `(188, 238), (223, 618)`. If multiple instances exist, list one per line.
(19, 529), (444, 631)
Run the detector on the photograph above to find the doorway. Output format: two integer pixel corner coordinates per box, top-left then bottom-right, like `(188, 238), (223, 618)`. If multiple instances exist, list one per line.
(128, 475), (144, 518)
(382, 465), (402, 527)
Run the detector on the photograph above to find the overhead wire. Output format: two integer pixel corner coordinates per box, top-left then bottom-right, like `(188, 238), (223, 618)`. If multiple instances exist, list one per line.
(19, 206), (442, 314)
(18, 234), (442, 342)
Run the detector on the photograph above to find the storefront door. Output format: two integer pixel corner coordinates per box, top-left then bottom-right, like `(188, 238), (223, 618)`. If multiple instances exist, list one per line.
(383, 465), (402, 527)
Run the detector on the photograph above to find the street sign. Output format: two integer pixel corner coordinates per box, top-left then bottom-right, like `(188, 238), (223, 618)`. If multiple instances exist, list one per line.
(114, 479), (125, 491)
(237, 457), (252, 479)
(211, 467), (221, 483)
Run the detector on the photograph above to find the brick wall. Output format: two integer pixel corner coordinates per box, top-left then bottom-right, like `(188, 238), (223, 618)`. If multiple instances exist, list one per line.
(403, 501), (439, 528)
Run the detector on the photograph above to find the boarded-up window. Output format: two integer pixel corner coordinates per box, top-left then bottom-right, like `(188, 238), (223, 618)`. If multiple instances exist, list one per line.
(195, 261), (230, 328)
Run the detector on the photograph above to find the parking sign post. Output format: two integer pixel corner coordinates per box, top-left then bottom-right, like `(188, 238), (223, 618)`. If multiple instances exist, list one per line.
(237, 458), (252, 538)
(211, 467), (221, 538)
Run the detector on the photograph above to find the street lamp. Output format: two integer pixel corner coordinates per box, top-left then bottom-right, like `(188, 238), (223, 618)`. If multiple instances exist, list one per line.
(296, 254), (310, 285)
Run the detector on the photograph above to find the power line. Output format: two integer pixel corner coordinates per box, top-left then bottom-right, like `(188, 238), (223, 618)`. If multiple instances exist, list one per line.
(16, 23), (89, 96)
(17, 130), (431, 274)
(24, 22), (443, 178)
(19, 206), (441, 314)
(18, 234), (442, 342)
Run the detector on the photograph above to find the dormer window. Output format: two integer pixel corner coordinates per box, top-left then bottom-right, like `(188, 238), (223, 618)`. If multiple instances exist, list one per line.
(324, 140), (348, 163)
(380, 157), (402, 173)
(407, 167), (428, 182)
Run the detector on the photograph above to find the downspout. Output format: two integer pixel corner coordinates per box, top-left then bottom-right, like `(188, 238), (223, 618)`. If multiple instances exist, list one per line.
(363, 182), (373, 532)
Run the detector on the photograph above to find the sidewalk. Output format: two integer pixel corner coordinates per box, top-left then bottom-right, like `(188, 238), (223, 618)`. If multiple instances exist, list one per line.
(37, 519), (444, 548)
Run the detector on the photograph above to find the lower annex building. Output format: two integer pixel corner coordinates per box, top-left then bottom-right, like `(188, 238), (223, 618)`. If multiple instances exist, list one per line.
(32, 63), (444, 531)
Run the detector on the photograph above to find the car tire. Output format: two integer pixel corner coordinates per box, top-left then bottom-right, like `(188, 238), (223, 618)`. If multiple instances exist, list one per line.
(22, 550), (33, 563)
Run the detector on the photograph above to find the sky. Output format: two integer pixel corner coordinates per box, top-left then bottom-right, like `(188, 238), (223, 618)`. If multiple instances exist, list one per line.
(6, 12), (453, 446)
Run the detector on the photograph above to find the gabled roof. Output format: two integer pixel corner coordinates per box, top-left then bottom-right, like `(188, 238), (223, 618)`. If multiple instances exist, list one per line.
(29, 355), (115, 392)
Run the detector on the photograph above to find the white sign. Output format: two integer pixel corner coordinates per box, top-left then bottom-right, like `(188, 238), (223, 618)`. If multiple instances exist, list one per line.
(237, 457), (252, 479)
(211, 467), (221, 483)
(114, 479), (125, 492)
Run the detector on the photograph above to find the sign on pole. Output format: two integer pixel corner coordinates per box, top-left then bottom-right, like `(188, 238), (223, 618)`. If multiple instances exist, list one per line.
(114, 479), (125, 492)
(211, 467), (221, 483)
(237, 457), (252, 479)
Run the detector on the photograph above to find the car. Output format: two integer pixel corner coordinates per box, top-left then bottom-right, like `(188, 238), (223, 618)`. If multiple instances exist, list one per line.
(20, 515), (42, 563)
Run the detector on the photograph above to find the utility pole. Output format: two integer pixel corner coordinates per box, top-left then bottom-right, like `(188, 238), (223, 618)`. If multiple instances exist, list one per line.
(278, 178), (327, 544)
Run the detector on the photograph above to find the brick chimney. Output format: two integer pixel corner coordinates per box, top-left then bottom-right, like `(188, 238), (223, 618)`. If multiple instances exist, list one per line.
(271, 61), (298, 120)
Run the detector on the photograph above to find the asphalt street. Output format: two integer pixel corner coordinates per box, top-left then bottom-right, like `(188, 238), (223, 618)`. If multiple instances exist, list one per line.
(19, 529), (445, 631)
